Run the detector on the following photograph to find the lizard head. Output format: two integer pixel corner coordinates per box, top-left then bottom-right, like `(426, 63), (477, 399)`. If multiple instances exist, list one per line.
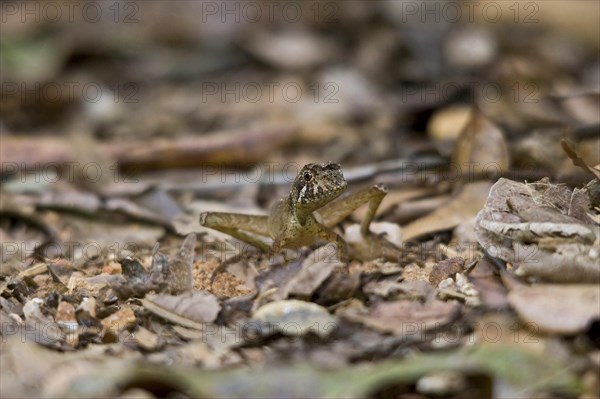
(290, 162), (347, 212)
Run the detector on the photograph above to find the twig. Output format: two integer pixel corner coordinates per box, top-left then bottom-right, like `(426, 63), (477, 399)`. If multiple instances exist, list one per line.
(0, 125), (297, 175)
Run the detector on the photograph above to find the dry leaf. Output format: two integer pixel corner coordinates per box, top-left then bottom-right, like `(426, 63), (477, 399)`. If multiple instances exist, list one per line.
(451, 107), (509, 177)
(112, 256), (167, 299)
(467, 258), (509, 309)
(429, 257), (465, 286)
(252, 299), (338, 338)
(285, 249), (344, 299)
(561, 139), (600, 180)
(427, 105), (473, 156)
(143, 291), (221, 325)
(316, 270), (361, 305)
(133, 326), (159, 351)
(341, 299), (460, 337)
(167, 233), (195, 294)
(101, 307), (136, 341)
(508, 284), (600, 335)
(402, 181), (492, 241)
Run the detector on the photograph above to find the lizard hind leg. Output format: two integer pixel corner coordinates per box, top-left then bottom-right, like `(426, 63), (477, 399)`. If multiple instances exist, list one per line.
(317, 225), (350, 263)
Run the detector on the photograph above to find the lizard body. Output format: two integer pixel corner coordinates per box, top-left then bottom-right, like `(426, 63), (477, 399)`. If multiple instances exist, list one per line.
(200, 162), (389, 263)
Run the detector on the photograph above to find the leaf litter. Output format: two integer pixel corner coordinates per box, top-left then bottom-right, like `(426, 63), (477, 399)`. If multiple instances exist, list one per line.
(2, 3), (600, 398)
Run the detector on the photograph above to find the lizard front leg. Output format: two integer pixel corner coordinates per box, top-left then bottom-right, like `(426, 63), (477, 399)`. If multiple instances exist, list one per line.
(200, 212), (271, 283)
(317, 184), (399, 260)
(199, 212), (271, 252)
(318, 184), (388, 235)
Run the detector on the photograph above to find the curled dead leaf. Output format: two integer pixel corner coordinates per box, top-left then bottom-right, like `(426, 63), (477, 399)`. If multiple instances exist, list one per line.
(143, 290), (221, 326)
(167, 233), (196, 294)
(476, 178), (600, 282)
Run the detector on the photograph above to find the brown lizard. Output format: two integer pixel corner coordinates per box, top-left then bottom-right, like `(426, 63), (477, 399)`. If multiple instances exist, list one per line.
(199, 162), (393, 266)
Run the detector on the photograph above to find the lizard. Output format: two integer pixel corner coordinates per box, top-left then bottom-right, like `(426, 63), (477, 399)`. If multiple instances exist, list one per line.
(199, 162), (395, 273)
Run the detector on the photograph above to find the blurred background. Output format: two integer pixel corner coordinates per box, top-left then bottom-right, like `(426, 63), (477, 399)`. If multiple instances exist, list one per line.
(2, 0), (598, 181)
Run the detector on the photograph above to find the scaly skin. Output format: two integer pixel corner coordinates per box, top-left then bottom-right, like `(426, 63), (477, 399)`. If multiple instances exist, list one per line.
(200, 162), (389, 263)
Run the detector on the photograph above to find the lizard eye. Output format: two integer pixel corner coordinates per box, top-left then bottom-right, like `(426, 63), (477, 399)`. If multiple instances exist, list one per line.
(303, 172), (312, 181)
